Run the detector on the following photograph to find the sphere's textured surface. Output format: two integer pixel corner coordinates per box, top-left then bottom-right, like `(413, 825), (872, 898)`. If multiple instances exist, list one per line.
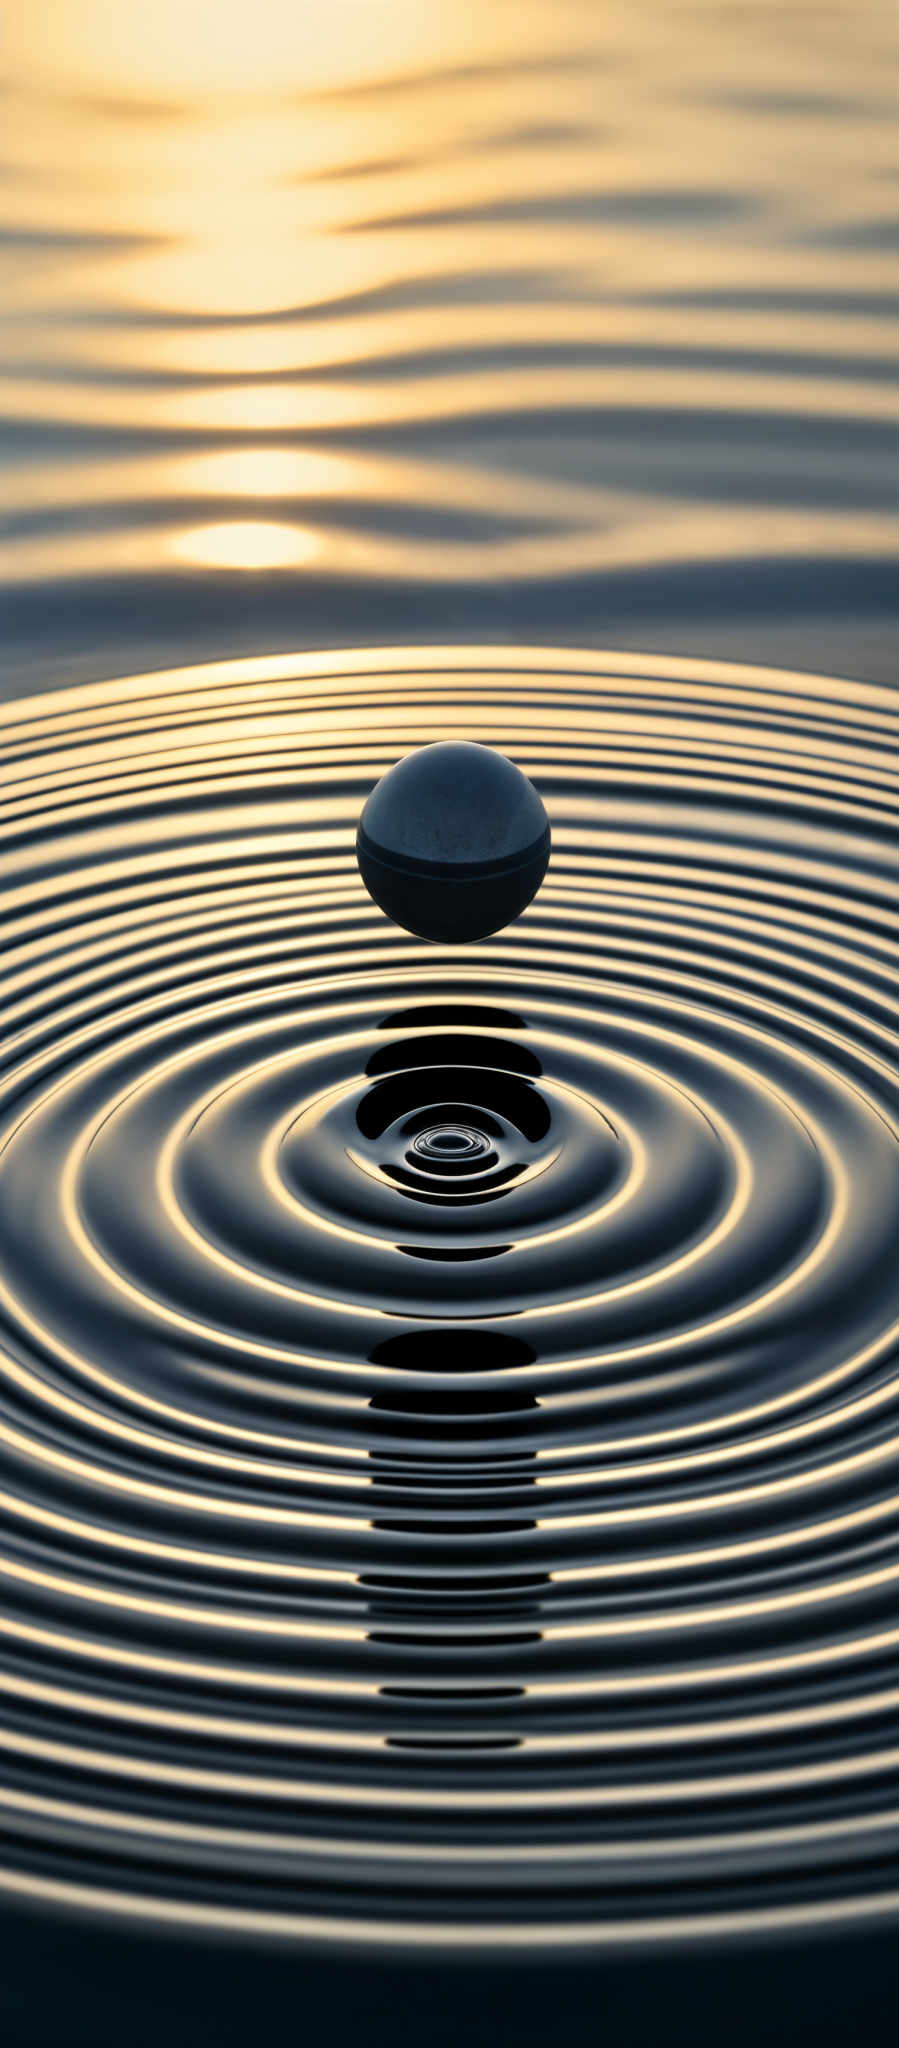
(356, 740), (551, 940)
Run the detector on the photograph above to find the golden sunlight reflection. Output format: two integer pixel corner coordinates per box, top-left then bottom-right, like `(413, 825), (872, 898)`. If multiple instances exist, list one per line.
(171, 520), (320, 570)
(5, 0), (561, 99)
(3, 0), (898, 679)
(2, 0), (899, 2004)
(175, 449), (366, 499)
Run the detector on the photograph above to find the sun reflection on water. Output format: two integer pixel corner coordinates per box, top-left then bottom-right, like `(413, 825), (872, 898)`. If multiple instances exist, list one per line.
(171, 519), (320, 570)
(2, 0), (898, 681)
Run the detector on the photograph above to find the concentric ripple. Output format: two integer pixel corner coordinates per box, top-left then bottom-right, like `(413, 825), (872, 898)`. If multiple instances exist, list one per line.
(1, 645), (899, 1955)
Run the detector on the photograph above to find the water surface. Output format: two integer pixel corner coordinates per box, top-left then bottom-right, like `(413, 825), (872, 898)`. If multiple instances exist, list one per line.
(2, 6), (899, 2043)
(2, 0), (898, 692)
(0, 647), (898, 2048)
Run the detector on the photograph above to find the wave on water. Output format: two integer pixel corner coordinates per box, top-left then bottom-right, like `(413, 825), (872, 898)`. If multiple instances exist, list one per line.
(0, 646), (897, 1959)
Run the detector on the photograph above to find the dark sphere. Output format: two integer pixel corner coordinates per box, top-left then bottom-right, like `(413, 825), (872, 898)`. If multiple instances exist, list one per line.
(356, 741), (551, 942)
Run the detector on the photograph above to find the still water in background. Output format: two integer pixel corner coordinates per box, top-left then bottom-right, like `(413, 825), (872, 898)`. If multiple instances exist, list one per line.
(3, 0), (899, 695)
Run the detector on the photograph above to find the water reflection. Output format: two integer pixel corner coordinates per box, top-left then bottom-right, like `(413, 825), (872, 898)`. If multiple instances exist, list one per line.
(171, 518), (320, 569)
(0, 628), (898, 2035)
(2, 2), (898, 689)
(2, 4), (899, 2034)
